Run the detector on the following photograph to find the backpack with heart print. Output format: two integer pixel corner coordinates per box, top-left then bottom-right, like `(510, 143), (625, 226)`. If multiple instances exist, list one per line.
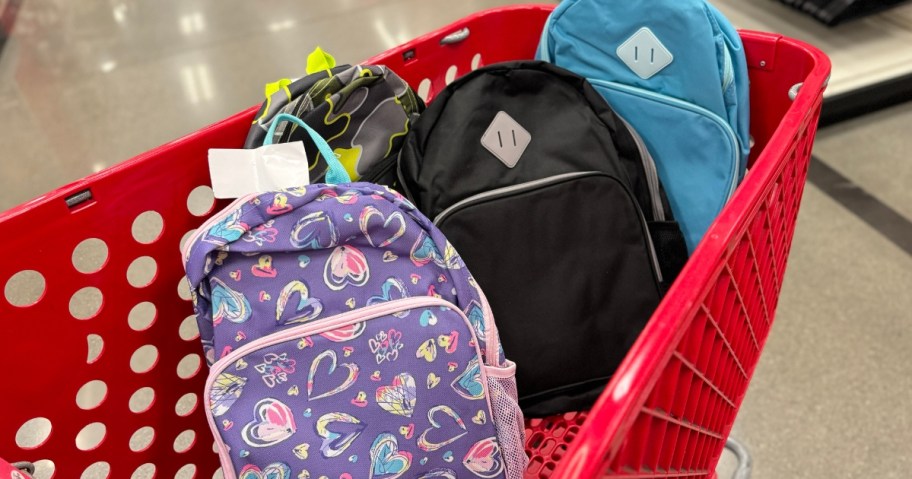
(183, 115), (526, 479)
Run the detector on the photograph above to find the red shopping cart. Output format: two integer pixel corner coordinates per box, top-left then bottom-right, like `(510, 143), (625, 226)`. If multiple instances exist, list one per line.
(0, 5), (830, 479)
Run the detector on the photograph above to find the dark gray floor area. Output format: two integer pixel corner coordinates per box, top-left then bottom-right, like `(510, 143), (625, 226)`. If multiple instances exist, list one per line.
(729, 103), (912, 478)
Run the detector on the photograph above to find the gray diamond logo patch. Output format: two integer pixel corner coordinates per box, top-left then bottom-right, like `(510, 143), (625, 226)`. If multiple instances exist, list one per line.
(617, 27), (673, 80)
(481, 111), (531, 168)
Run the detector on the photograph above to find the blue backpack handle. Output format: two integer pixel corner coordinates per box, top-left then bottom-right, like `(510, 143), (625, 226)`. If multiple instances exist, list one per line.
(264, 113), (352, 185)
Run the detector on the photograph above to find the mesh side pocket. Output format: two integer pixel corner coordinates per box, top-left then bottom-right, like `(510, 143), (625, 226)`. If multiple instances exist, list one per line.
(485, 361), (528, 479)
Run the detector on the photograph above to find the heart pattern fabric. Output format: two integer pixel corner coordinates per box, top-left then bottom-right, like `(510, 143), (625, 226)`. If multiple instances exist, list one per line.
(316, 412), (366, 458)
(360, 205), (407, 248)
(185, 184), (502, 370)
(275, 280), (323, 325)
(211, 277), (252, 325)
(376, 373), (417, 417)
(185, 184), (522, 479)
(204, 209), (248, 246)
(324, 245), (371, 291)
(463, 437), (505, 478)
(367, 278), (410, 314)
(240, 398), (297, 447)
(370, 433), (412, 479)
(291, 211), (339, 249)
(204, 304), (508, 478)
(239, 462), (291, 479)
(418, 406), (469, 451)
(369, 329), (405, 364)
(308, 350), (359, 400)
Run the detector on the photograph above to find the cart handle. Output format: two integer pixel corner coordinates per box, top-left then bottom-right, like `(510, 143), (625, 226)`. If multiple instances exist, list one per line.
(725, 436), (753, 479)
(263, 113), (352, 185)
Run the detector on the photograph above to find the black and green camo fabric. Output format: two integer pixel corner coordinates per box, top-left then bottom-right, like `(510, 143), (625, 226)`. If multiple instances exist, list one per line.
(245, 64), (424, 187)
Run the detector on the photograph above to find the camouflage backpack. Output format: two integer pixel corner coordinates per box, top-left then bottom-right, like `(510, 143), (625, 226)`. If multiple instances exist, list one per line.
(245, 49), (424, 188)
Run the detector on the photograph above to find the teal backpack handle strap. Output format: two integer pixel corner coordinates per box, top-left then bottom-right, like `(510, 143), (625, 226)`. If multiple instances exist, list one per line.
(264, 113), (352, 184)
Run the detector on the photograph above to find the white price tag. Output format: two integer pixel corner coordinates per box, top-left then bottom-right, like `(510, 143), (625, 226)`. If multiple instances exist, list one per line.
(208, 142), (310, 199)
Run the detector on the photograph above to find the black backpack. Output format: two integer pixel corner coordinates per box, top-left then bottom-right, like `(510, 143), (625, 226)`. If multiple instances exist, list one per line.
(398, 61), (687, 416)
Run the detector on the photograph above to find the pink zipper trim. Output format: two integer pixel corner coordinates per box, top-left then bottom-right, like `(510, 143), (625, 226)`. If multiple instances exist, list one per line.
(475, 284), (501, 365)
(181, 193), (258, 261)
(484, 360), (516, 379)
(203, 296), (501, 479)
(208, 297), (446, 372)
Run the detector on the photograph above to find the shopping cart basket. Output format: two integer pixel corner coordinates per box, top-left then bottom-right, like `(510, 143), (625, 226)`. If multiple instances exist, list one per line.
(0, 4), (830, 479)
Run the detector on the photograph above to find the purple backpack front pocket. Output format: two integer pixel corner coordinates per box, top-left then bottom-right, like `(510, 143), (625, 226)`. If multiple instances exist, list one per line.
(207, 297), (507, 479)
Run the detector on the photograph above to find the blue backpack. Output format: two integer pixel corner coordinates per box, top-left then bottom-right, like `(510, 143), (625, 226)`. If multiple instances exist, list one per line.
(537, 0), (750, 252)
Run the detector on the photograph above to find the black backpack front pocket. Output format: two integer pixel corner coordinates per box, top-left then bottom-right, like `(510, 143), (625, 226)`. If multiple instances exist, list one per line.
(435, 172), (662, 416)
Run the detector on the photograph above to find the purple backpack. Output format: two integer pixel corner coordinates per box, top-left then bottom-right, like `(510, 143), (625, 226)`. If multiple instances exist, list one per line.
(182, 115), (526, 479)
